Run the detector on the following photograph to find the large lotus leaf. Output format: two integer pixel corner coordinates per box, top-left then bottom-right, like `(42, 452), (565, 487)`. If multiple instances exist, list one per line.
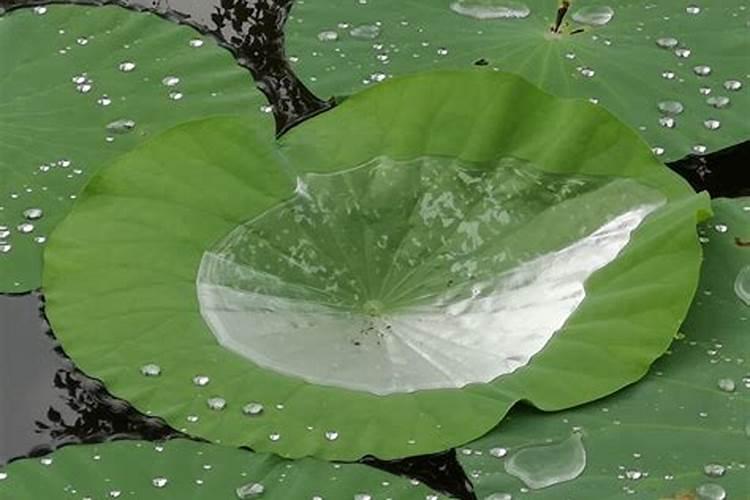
(0, 438), (443, 499)
(0, 4), (270, 292)
(285, 0), (750, 162)
(44, 71), (710, 460)
(457, 197), (749, 499)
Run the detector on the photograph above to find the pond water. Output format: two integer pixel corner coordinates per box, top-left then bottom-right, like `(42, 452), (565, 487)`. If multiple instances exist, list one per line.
(0, 1), (747, 499)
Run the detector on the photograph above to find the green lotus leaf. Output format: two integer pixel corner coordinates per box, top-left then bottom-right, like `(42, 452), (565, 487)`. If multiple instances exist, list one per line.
(286, 0), (750, 162)
(44, 70), (710, 460)
(0, 4), (270, 292)
(457, 198), (749, 499)
(0, 438), (443, 499)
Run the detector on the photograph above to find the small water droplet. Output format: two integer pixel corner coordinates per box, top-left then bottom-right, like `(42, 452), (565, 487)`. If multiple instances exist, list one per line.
(571, 5), (614, 26)
(624, 469), (642, 480)
(659, 116), (676, 128)
(242, 402), (264, 416)
(193, 375), (210, 386)
(268, 432), (281, 441)
(140, 363), (161, 377)
(186, 415), (199, 423)
(449, 0), (531, 20)
(724, 79), (743, 91)
(236, 482), (264, 499)
(317, 30), (339, 42)
(354, 494), (373, 500)
(704, 119), (721, 130)
(490, 447), (508, 458)
(565, 52), (576, 60)
(693, 65), (712, 76)
(656, 37), (679, 49)
(652, 146), (665, 156)
(695, 483), (726, 500)
(437, 47), (449, 56)
(714, 224), (728, 233)
(349, 24), (381, 40)
(40, 457), (53, 466)
(33, 6), (47, 15)
(674, 47), (692, 58)
(686, 5), (701, 15)
(109, 491), (122, 498)
(34, 236), (47, 244)
(504, 433), (586, 489)
(579, 67), (595, 78)
(152, 477), (168, 488)
(0, 244), (11, 254)
(370, 72), (387, 82)
(692, 144), (707, 154)
(97, 95), (112, 106)
(734, 265), (750, 305)
(76, 36), (89, 46)
(657, 101), (684, 115)
(706, 95), (730, 108)
(162, 76), (180, 87)
(0, 472), (7, 481)
(325, 430), (339, 441)
(484, 494), (512, 500)
(17, 223), (34, 234)
(168, 90), (184, 101)
(662, 71), (676, 80)
(703, 463), (726, 477)
(207, 397), (226, 411)
(118, 61), (136, 72)
(23, 208), (43, 220)
(189, 39), (204, 48)
(105, 119), (136, 134)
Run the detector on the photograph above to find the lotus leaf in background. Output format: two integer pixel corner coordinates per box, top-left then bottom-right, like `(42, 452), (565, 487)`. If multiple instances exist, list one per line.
(457, 198), (749, 499)
(0, 438), (444, 499)
(44, 71), (710, 460)
(0, 4), (270, 291)
(286, 0), (749, 162)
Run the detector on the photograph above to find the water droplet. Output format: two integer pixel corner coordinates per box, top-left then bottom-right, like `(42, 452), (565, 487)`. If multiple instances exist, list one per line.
(186, 415), (199, 423)
(624, 469), (643, 480)
(349, 24), (381, 40)
(34, 236), (47, 244)
(33, 6), (47, 15)
(695, 483), (726, 500)
(152, 477), (168, 488)
(706, 95), (730, 108)
(97, 95), (112, 106)
(207, 397), (226, 411)
(325, 430), (339, 441)
(662, 71), (676, 80)
(168, 90), (184, 101)
(724, 79), (743, 91)
(193, 375), (210, 386)
(242, 402), (264, 416)
(686, 5), (702, 15)
(571, 5), (614, 26)
(23, 208), (43, 220)
(370, 72), (387, 83)
(0, 244), (11, 254)
(236, 482), (264, 499)
(40, 457), (53, 466)
(437, 47), (449, 56)
(692, 144), (707, 154)
(76, 36), (89, 46)
(674, 47), (691, 58)
(704, 119), (721, 130)
(714, 224), (728, 233)
(189, 39), (204, 48)
(703, 463), (726, 477)
(162, 76), (180, 87)
(118, 61), (136, 72)
(0, 472), (7, 480)
(490, 447), (508, 458)
(484, 494), (512, 500)
(657, 101), (684, 115)
(504, 433), (586, 489)
(449, 0), (531, 20)
(268, 432), (280, 441)
(17, 223), (34, 234)
(693, 65), (712, 76)
(109, 491), (122, 498)
(140, 363), (161, 377)
(76, 82), (93, 93)
(735, 265), (750, 305)
(579, 67), (595, 78)
(565, 52), (576, 60)
(659, 116), (676, 128)
(105, 119), (136, 134)
(656, 37), (679, 49)
(652, 146), (665, 156)
(317, 30), (339, 42)
(354, 495), (373, 500)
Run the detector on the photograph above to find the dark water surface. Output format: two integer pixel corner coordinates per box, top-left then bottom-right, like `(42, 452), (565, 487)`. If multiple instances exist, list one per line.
(0, 1), (748, 499)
